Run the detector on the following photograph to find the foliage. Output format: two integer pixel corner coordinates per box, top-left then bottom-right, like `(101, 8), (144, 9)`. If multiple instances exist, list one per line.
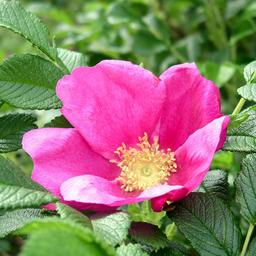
(0, 0), (256, 255)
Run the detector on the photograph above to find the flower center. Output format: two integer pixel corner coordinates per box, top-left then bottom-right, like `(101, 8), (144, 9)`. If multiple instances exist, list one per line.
(111, 133), (177, 192)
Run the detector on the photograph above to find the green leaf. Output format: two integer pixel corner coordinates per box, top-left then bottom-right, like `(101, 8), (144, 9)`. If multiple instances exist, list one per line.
(0, 208), (43, 238)
(224, 136), (256, 153)
(236, 154), (256, 224)
(57, 48), (88, 73)
(228, 107), (256, 136)
(127, 201), (165, 227)
(246, 237), (256, 256)
(0, 184), (57, 210)
(237, 84), (256, 102)
(198, 170), (229, 200)
(45, 115), (72, 128)
(56, 203), (92, 229)
(0, 114), (36, 153)
(151, 242), (190, 256)
(19, 218), (115, 256)
(91, 212), (131, 247)
(0, 155), (41, 190)
(116, 243), (149, 256)
(228, 113), (249, 130)
(244, 61), (256, 83)
(169, 193), (241, 256)
(224, 106), (256, 153)
(129, 222), (169, 251)
(0, 156), (57, 210)
(0, 0), (56, 60)
(0, 54), (63, 110)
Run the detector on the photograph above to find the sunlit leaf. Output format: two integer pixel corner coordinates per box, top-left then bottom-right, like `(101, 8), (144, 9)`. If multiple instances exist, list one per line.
(116, 243), (149, 256)
(238, 84), (256, 102)
(0, 54), (63, 109)
(91, 212), (130, 246)
(0, 0), (56, 59)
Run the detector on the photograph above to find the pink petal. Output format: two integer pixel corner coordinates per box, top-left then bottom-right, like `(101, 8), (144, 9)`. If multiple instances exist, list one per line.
(56, 60), (166, 159)
(42, 202), (117, 212)
(151, 116), (229, 211)
(159, 63), (223, 151)
(60, 174), (183, 207)
(22, 128), (119, 197)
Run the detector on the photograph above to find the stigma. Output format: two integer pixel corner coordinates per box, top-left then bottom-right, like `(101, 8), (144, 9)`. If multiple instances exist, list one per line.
(111, 133), (177, 192)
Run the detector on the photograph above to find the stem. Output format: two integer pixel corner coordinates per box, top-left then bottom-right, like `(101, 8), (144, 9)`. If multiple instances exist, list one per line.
(232, 98), (246, 115)
(240, 223), (254, 256)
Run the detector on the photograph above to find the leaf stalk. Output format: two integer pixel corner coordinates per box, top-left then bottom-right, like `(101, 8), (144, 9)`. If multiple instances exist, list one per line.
(240, 223), (254, 256)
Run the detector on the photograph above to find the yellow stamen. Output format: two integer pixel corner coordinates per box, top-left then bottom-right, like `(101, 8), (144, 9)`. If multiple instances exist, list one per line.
(111, 133), (177, 192)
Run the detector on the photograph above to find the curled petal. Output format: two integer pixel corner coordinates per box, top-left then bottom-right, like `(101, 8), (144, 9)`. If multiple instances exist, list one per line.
(151, 116), (229, 211)
(60, 174), (183, 207)
(159, 63), (222, 151)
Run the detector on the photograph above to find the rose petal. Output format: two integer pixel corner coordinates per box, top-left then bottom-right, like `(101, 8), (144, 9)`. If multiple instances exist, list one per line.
(159, 63), (222, 151)
(151, 116), (229, 211)
(56, 60), (165, 159)
(22, 128), (119, 197)
(60, 174), (183, 207)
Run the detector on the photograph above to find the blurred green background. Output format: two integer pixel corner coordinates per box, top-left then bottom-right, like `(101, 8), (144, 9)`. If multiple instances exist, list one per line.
(0, 1), (255, 254)
(1, 0), (256, 115)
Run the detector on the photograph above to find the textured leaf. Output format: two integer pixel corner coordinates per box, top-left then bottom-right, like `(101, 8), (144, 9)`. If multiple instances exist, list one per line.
(0, 155), (41, 190)
(151, 242), (190, 256)
(224, 106), (256, 152)
(56, 203), (92, 229)
(0, 114), (36, 153)
(0, 184), (57, 210)
(129, 222), (169, 251)
(0, 208), (43, 238)
(238, 84), (256, 102)
(228, 106), (256, 137)
(0, 54), (63, 110)
(224, 136), (256, 152)
(0, 156), (57, 210)
(244, 61), (256, 83)
(0, 0), (56, 59)
(19, 218), (115, 256)
(57, 48), (88, 73)
(246, 237), (256, 256)
(236, 154), (256, 224)
(116, 243), (149, 256)
(170, 193), (241, 256)
(198, 170), (229, 200)
(45, 115), (72, 128)
(91, 212), (131, 246)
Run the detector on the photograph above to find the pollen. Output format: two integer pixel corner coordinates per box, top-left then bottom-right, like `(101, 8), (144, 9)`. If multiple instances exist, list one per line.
(111, 133), (177, 192)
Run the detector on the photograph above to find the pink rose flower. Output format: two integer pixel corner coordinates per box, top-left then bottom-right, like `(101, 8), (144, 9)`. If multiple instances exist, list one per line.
(22, 61), (229, 212)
